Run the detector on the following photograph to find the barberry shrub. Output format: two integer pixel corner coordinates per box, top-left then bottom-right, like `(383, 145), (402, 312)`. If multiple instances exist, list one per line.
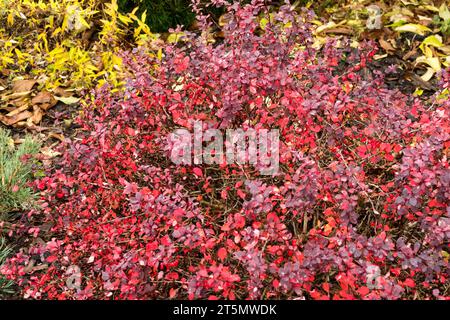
(1, 1), (449, 300)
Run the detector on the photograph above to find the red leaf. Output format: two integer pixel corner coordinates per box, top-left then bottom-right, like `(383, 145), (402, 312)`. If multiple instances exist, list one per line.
(221, 189), (228, 200)
(357, 286), (370, 296)
(404, 278), (416, 288)
(193, 167), (203, 178)
(46, 255), (58, 263)
(217, 247), (227, 261)
(273, 279), (280, 288)
(169, 288), (178, 299)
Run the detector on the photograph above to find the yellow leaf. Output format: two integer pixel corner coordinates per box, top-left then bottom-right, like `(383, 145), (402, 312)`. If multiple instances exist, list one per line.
(14, 49), (23, 59)
(420, 67), (434, 82)
(2, 56), (15, 65)
(316, 21), (337, 34)
(51, 27), (61, 37)
(61, 14), (68, 33)
(111, 54), (122, 67)
(419, 35), (443, 56)
(7, 12), (14, 26)
(131, 7), (139, 16)
(118, 14), (132, 25)
(394, 23), (431, 36)
(424, 34), (443, 47)
(157, 48), (162, 61)
(416, 56), (441, 72)
(422, 5), (439, 13)
(413, 88), (423, 96)
(423, 45), (433, 58)
(167, 32), (185, 43)
(79, 16), (91, 29)
(55, 96), (80, 105)
(439, 4), (450, 21)
(444, 56), (450, 67)
(260, 17), (269, 30)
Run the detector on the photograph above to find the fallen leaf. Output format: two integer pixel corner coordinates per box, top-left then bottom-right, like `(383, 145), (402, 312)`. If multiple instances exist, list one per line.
(415, 56), (441, 71)
(379, 38), (396, 52)
(0, 110), (32, 125)
(12, 79), (36, 93)
(405, 71), (436, 91)
(53, 87), (73, 98)
(374, 53), (388, 60)
(32, 91), (57, 110)
(1, 90), (32, 101)
(55, 96), (80, 105)
(437, 45), (450, 55)
(403, 48), (418, 61)
(32, 91), (55, 104)
(48, 132), (65, 142)
(439, 4), (450, 21)
(420, 67), (435, 81)
(31, 105), (43, 124)
(40, 147), (62, 158)
(6, 104), (29, 117)
(394, 23), (431, 36)
(421, 35), (443, 49)
(321, 27), (354, 35)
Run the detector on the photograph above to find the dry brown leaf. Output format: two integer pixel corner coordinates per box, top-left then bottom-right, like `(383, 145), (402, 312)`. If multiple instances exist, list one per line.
(321, 27), (354, 35)
(0, 105), (15, 112)
(31, 105), (43, 124)
(0, 110), (32, 125)
(403, 48), (418, 61)
(6, 104), (29, 117)
(32, 91), (54, 104)
(379, 38), (396, 52)
(23, 259), (35, 274)
(404, 71), (436, 91)
(9, 96), (29, 107)
(32, 91), (57, 110)
(12, 79), (36, 93)
(437, 45), (450, 55)
(219, 13), (233, 27)
(1, 90), (31, 101)
(31, 264), (49, 273)
(48, 132), (65, 142)
(52, 87), (73, 98)
(40, 146), (62, 158)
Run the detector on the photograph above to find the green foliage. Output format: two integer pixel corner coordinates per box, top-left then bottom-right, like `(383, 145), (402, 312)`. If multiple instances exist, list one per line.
(0, 128), (40, 219)
(118, 0), (196, 32)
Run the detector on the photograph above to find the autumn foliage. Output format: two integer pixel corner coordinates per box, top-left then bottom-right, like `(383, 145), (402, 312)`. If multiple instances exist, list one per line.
(1, 1), (449, 300)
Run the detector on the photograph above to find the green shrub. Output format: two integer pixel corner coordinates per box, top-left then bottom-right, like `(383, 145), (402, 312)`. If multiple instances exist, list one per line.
(0, 128), (40, 220)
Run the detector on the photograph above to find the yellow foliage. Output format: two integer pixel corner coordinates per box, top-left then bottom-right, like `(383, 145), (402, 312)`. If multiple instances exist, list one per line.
(0, 0), (161, 93)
